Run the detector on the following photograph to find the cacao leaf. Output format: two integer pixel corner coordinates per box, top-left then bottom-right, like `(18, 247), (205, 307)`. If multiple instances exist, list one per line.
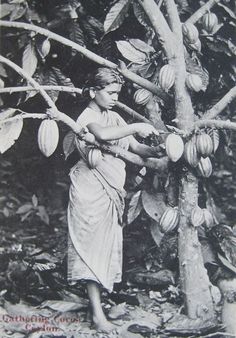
(0, 118), (23, 153)
(133, 2), (150, 27)
(81, 20), (97, 43)
(40, 300), (87, 312)
(36, 206), (49, 225)
(0, 108), (16, 120)
(217, 253), (236, 274)
(104, 0), (131, 34)
(87, 16), (104, 34)
(0, 63), (7, 78)
(127, 190), (142, 224)
(116, 40), (147, 64)
(218, 3), (236, 20)
(31, 194), (38, 207)
(22, 42), (38, 77)
(69, 21), (86, 52)
(129, 39), (155, 54)
(150, 219), (164, 246)
(63, 131), (76, 160)
(9, 4), (26, 21)
(0, 3), (15, 18)
(16, 203), (33, 215)
(142, 191), (166, 222)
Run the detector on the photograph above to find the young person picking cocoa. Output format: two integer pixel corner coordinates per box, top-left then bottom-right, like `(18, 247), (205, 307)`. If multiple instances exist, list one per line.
(67, 67), (160, 332)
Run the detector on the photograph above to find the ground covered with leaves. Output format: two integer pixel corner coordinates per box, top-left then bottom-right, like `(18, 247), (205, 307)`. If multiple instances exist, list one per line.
(0, 141), (234, 338)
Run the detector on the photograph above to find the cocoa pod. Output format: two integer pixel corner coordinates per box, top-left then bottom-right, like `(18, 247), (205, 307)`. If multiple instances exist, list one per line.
(159, 64), (175, 92)
(184, 136), (200, 167)
(87, 148), (102, 169)
(186, 73), (203, 92)
(197, 157), (212, 177)
(38, 119), (59, 157)
(202, 12), (218, 34)
(133, 88), (152, 105)
(203, 208), (214, 229)
(207, 128), (220, 153)
(165, 133), (184, 162)
(182, 23), (199, 44)
(191, 206), (205, 227)
(196, 133), (213, 157)
(159, 207), (179, 233)
(188, 39), (201, 52)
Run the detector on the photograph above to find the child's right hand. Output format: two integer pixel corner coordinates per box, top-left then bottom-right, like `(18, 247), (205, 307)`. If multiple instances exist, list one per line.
(135, 123), (159, 138)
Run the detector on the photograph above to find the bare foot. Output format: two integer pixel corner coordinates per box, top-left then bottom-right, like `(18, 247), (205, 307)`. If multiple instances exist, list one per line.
(92, 316), (117, 333)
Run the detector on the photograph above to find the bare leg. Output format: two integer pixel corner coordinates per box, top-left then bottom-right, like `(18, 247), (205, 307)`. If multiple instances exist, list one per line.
(86, 280), (116, 332)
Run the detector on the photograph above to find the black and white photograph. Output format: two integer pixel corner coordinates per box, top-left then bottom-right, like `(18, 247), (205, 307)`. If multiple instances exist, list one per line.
(0, 0), (236, 337)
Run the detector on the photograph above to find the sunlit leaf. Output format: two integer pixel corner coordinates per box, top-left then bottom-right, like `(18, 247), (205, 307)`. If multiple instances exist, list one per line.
(0, 63), (7, 77)
(16, 203), (33, 214)
(104, 0), (131, 34)
(150, 219), (164, 246)
(22, 42), (38, 77)
(142, 191), (166, 222)
(0, 3), (15, 18)
(63, 131), (76, 160)
(127, 190), (142, 224)
(0, 117), (23, 153)
(133, 2), (150, 27)
(0, 108), (16, 120)
(129, 39), (155, 54)
(9, 3), (26, 21)
(116, 40), (147, 64)
(37, 205), (49, 225)
(40, 300), (87, 312)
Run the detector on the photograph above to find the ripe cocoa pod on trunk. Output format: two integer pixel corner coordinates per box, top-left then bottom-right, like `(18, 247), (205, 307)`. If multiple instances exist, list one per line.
(87, 148), (102, 169)
(188, 39), (201, 52)
(203, 208), (214, 229)
(186, 73), (203, 92)
(182, 23), (199, 44)
(159, 64), (175, 92)
(165, 134), (184, 162)
(133, 88), (152, 106)
(207, 128), (220, 153)
(202, 12), (218, 34)
(191, 206), (205, 227)
(197, 157), (212, 177)
(184, 136), (200, 167)
(38, 119), (59, 157)
(196, 133), (213, 157)
(159, 207), (179, 233)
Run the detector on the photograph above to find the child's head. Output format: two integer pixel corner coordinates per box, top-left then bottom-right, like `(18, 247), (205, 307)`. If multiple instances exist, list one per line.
(82, 68), (124, 110)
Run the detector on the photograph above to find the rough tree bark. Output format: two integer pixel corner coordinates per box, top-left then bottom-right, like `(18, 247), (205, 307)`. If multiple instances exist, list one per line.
(139, 0), (216, 321)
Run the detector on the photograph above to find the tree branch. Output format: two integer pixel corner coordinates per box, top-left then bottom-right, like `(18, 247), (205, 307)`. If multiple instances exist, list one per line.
(0, 20), (167, 100)
(164, 0), (183, 40)
(203, 86), (236, 120)
(0, 111), (168, 170)
(0, 55), (57, 112)
(0, 85), (151, 124)
(185, 0), (221, 25)
(193, 119), (236, 132)
(137, 0), (176, 59)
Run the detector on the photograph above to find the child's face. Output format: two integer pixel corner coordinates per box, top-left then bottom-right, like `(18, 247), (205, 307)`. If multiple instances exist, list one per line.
(94, 83), (122, 110)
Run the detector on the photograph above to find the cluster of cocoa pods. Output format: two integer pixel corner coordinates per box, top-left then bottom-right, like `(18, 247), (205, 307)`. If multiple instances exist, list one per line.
(191, 205), (215, 228)
(165, 129), (220, 178)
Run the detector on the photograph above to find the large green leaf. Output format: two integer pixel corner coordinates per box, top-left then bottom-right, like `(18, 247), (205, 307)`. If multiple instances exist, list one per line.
(0, 117), (23, 154)
(104, 0), (131, 34)
(22, 42), (38, 77)
(116, 40), (147, 64)
(127, 190), (142, 224)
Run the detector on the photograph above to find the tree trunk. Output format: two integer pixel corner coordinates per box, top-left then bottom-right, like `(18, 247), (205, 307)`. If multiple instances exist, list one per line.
(178, 172), (216, 320)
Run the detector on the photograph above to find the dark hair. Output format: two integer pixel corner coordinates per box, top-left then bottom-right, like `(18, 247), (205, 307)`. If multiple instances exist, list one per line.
(82, 67), (124, 98)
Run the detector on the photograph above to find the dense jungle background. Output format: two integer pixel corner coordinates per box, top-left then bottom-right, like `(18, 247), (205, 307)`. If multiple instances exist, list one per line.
(0, 0), (236, 337)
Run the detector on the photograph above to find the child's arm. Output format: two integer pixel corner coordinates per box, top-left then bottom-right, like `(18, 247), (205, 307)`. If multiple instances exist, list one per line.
(129, 136), (164, 158)
(86, 122), (159, 141)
